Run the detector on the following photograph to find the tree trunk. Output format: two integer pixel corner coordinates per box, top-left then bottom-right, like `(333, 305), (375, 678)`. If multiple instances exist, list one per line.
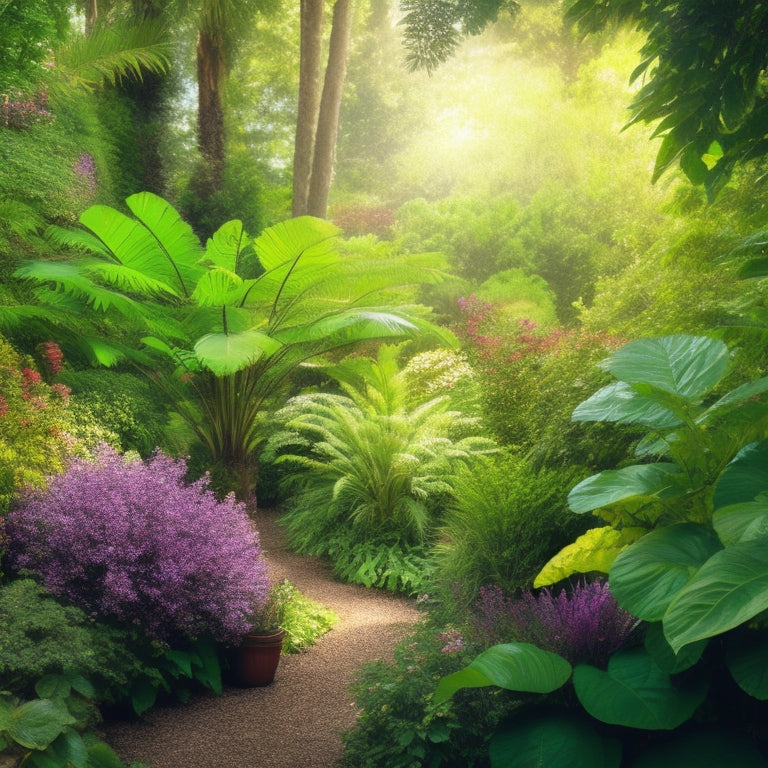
(197, 27), (226, 194)
(292, 0), (324, 217)
(306, 0), (352, 219)
(84, 0), (99, 34)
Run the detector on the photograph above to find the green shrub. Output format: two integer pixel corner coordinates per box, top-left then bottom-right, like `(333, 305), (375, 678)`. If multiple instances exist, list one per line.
(280, 582), (338, 654)
(431, 454), (592, 611)
(61, 368), (170, 456)
(0, 579), (155, 701)
(340, 621), (518, 768)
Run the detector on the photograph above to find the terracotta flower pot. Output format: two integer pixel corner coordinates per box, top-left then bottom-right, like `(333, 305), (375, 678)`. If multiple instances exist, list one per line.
(230, 628), (286, 687)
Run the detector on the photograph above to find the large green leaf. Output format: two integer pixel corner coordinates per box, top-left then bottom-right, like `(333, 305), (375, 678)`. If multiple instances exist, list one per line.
(489, 713), (621, 768)
(191, 268), (244, 307)
(664, 539), (768, 652)
(202, 219), (247, 272)
(253, 216), (341, 272)
(598, 335), (729, 398)
(568, 464), (684, 514)
(193, 330), (283, 375)
(713, 501), (768, 546)
(609, 524), (723, 621)
(644, 621), (707, 674)
(433, 643), (572, 705)
(572, 381), (684, 429)
(25, 730), (88, 768)
(274, 310), (420, 346)
(534, 526), (646, 588)
(126, 191), (205, 293)
(573, 648), (707, 730)
(726, 630), (768, 700)
(7, 698), (75, 750)
(628, 729), (768, 767)
(713, 440), (768, 509)
(701, 379), (768, 422)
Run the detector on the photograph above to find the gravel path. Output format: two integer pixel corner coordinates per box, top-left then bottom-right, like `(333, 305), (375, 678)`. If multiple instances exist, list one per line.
(103, 509), (420, 768)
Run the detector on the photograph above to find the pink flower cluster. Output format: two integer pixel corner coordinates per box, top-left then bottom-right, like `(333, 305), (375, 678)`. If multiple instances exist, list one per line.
(38, 341), (64, 375)
(6, 446), (270, 644)
(1, 93), (52, 130)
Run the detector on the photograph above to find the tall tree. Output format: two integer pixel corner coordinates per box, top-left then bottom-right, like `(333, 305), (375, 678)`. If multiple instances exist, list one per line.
(292, 0), (354, 220)
(292, 0), (324, 217)
(306, 0), (352, 217)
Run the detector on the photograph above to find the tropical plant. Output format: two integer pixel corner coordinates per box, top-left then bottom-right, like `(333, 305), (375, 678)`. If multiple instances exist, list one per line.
(268, 345), (495, 569)
(429, 334), (768, 767)
(5, 445), (269, 644)
(535, 334), (768, 587)
(8, 192), (451, 502)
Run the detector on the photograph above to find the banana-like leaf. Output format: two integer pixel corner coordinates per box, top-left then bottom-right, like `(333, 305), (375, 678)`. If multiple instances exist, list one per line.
(664, 539), (768, 652)
(434, 642), (572, 705)
(568, 464), (684, 514)
(713, 440), (768, 509)
(713, 501), (768, 546)
(598, 335), (729, 398)
(644, 621), (707, 674)
(573, 381), (684, 428)
(194, 330), (283, 376)
(253, 216), (341, 272)
(573, 647), (707, 730)
(202, 219), (248, 272)
(191, 268), (244, 307)
(534, 525), (646, 587)
(609, 524), (723, 621)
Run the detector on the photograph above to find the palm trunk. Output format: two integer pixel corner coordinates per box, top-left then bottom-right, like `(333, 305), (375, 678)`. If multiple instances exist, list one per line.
(197, 27), (226, 193)
(292, 0), (324, 217)
(307, 0), (352, 219)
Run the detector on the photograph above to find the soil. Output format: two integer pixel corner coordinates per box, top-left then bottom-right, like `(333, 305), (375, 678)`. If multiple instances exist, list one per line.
(102, 508), (420, 768)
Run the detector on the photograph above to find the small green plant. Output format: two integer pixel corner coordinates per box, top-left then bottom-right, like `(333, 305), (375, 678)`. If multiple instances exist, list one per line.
(280, 583), (338, 654)
(340, 621), (517, 768)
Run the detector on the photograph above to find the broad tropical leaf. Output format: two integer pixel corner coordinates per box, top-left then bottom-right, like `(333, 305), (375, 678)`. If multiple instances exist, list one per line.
(597, 335), (729, 398)
(193, 330), (283, 375)
(202, 219), (248, 272)
(253, 216), (341, 272)
(573, 381), (684, 429)
(609, 523), (723, 621)
(567, 464), (684, 514)
(489, 714), (621, 768)
(713, 440), (768, 509)
(726, 630), (768, 700)
(573, 648), (707, 730)
(713, 501), (768, 546)
(664, 539), (768, 652)
(534, 526), (646, 587)
(434, 643), (572, 705)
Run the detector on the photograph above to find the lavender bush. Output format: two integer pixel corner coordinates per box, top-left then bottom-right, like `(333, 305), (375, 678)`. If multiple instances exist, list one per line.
(5, 445), (269, 644)
(472, 580), (640, 667)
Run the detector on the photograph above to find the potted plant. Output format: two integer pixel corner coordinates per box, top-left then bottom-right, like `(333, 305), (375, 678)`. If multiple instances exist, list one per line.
(229, 579), (294, 687)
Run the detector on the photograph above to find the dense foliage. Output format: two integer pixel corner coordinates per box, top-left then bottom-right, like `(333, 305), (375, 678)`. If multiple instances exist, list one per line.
(6, 446), (269, 644)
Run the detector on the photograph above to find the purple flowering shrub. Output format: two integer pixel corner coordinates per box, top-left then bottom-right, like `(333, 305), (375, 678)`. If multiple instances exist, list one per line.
(5, 445), (269, 644)
(472, 580), (640, 667)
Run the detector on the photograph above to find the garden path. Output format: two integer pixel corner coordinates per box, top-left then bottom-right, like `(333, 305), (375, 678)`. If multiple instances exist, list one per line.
(102, 508), (420, 768)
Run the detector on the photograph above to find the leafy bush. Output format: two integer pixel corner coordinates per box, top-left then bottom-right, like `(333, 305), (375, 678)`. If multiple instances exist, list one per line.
(432, 454), (590, 610)
(269, 348), (496, 591)
(455, 296), (636, 468)
(0, 578), (153, 700)
(5, 445), (269, 644)
(62, 368), (170, 456)
(0, 335), (81, 513)
(340, 621), (518, 768)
